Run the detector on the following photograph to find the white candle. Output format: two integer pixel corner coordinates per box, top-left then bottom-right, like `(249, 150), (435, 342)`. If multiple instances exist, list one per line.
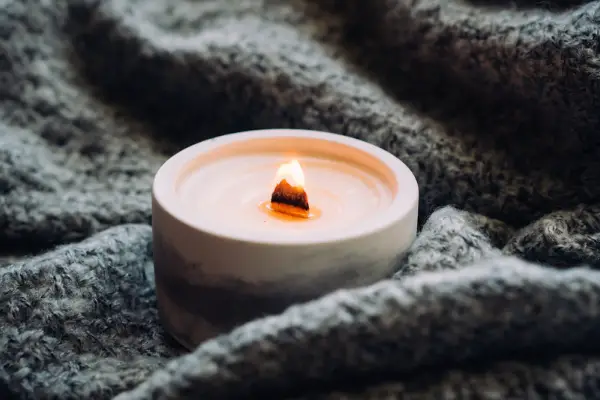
(152, 129), (419, 348)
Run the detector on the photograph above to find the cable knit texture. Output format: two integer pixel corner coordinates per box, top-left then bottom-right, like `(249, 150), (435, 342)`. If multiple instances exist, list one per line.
(2, 0), (600, 398)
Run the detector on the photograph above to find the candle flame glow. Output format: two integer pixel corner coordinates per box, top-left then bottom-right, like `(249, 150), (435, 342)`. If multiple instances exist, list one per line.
(275, 159), (305, 188)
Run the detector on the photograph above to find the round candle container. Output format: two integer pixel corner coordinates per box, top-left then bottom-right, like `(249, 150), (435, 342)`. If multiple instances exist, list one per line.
(152, 129), (419, 348)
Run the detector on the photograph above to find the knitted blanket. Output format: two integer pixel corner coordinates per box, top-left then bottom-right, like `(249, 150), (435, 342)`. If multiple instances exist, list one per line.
(3, 0), (600, 398)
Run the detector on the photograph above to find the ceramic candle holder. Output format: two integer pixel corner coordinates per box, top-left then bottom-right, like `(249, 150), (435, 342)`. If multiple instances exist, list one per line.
(152, 129), (419, 349)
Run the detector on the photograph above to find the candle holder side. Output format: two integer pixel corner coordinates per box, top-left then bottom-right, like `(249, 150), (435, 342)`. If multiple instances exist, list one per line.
(152, 192), (418, 348)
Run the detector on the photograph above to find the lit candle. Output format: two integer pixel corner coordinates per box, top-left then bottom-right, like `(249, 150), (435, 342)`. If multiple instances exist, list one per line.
(152, 129), (419, 348)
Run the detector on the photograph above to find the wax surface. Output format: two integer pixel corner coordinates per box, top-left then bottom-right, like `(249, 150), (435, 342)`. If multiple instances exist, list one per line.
(177, 154), (393, 239)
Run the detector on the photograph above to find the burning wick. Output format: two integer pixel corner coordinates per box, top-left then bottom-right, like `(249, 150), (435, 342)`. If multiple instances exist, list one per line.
(270, 160), (310, 218)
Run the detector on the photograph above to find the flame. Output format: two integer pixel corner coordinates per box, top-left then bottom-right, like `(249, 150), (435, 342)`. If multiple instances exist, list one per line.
(275, 159), (305, 188)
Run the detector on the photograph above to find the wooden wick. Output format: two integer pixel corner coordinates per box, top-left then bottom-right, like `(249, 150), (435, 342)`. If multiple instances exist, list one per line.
(270, 179), (309, 218)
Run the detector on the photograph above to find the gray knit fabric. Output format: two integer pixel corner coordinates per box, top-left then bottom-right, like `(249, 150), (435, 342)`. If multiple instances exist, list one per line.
(2, 0), (600, 398)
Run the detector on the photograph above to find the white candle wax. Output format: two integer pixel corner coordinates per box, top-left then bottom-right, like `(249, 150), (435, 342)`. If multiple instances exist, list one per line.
(177, 154), (394, 240)
(160, 131), (414, 245)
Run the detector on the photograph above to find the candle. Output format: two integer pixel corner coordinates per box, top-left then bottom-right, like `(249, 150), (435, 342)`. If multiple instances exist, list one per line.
(152, 129), (419, 348)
